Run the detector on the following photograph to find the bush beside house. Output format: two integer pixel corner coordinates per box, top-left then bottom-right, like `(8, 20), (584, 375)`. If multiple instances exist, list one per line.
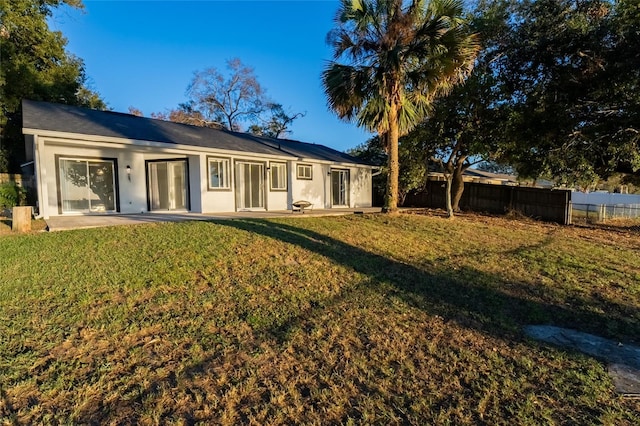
(0, 181), (27, 211)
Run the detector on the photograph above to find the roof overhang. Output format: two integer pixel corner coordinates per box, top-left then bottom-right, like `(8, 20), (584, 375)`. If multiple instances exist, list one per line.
(23, 127), (374, 168)
(23, 128), (295, 161)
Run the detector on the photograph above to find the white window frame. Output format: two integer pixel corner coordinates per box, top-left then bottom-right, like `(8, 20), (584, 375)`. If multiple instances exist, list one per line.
(270, 162), (287, 191)
(208, 157), (231, 190)
(296, 163), (313, 180)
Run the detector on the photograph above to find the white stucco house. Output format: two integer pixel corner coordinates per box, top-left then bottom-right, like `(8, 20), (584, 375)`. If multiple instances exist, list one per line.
(22, 100), (374, 219)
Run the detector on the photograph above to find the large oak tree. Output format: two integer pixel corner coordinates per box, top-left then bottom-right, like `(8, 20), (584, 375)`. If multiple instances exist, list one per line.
(0, 0), (105, 172)
(495, 0), (640, 186)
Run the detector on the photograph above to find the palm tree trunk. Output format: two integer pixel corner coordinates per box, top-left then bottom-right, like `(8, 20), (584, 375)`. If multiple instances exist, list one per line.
(383, 102), (400, 213)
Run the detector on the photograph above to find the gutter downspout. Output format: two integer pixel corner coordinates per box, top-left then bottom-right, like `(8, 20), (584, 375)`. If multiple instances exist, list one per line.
(33, 135), (45, 219)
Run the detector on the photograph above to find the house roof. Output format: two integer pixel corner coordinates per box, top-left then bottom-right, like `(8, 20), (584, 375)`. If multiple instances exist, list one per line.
(463, 168), (518, 182)
(22, 100), (367, 165)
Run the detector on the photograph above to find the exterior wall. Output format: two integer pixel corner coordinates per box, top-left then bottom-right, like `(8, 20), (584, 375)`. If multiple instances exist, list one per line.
(267, 165), (289, 211)
(37, 141), (184, 218)
(187, 155), (202, 213)
(200, 156), (291, 212)
(350, 166), (373, 208)
(116, 151), (148, 214)
(199, 155), (236, 213)
(290, 162), (329, 209)
(267, 190), (288, 210)
(264, 160), (289, 211)
(287, 163), (374, 209)
(31, 134), (373, 217)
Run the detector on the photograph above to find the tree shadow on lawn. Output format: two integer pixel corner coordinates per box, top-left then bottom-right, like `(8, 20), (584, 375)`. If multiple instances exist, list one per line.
(214, 218), (639, 346)
(28, 217), (639, 424)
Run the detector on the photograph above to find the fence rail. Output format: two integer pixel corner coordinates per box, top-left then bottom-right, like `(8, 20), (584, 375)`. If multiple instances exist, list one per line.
(572, 203), (640, 223)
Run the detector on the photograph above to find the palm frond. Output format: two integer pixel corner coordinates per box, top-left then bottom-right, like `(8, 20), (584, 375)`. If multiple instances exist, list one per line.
(323, 0), (479, 136)
(322, 62), (375, 121)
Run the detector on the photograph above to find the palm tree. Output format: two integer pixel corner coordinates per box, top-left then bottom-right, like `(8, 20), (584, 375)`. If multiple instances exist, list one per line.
(322, 0), (479, 212)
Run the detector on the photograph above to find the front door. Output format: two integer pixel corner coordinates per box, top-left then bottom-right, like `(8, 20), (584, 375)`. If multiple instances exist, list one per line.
(236, 162), (265, 210)
(147, 160), (189, 211)
(331, 169), (350, 207)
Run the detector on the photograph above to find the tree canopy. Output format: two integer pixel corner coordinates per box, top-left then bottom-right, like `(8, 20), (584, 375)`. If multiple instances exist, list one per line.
(186, 59), (266, 132)
(395, 0), (509, 216)
(248, 103), (306, 139)
(150, 102), (223, 129)
(0, 0), (106, 172)
(494, 0), (640, 186)
(127, 58), (303, 138)
(368, 0), (640, 213)
(322, 0), (479, 212)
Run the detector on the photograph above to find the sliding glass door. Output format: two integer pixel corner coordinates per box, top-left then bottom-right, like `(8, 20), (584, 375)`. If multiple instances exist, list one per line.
(331, 169), (350, 207)
(59, 158), (116, 213)
(235, 162), (265, 210)
(147, 160), (189, 211)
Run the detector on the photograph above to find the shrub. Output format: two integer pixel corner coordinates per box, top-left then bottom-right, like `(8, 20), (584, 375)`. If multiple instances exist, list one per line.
(0, 182), (27, 209)
(0, 149), (8, 173)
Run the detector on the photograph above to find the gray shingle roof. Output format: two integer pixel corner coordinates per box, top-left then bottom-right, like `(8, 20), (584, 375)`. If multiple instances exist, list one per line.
(22, 100), (367, 165)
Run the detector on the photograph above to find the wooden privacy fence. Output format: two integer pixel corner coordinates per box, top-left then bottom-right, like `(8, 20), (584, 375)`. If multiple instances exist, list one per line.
(404, 181), (572, 225)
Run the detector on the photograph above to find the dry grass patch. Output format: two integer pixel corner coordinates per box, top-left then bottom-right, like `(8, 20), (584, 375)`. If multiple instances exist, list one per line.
(0, 215), (47, 235)
(1, 214), (638, 424)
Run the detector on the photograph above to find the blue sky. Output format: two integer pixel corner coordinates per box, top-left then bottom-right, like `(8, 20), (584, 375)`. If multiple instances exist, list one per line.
(50, 0), (373, 152)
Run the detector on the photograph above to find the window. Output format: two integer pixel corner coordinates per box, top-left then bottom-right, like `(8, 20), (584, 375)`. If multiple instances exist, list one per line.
(270, 162), (287, 191)
(296, 164), (312, 180)
(208, 157), (230, 190)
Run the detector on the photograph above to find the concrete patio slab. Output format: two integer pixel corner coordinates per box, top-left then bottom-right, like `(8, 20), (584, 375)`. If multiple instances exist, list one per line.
(44, 208), (382, 231)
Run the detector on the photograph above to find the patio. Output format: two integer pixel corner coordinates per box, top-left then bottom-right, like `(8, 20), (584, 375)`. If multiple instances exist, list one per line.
(44, 208), (382, 231)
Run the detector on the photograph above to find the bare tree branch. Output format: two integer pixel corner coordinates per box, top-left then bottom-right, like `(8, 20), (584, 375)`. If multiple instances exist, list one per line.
(186, 58), (266, 131)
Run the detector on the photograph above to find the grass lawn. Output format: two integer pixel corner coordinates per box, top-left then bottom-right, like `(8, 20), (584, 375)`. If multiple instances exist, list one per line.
(1, 212), (639, 424)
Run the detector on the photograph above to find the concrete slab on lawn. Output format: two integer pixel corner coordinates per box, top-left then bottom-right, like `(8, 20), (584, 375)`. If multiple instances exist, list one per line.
(525, 325), (640, 397)
(45, 208), (382, 231)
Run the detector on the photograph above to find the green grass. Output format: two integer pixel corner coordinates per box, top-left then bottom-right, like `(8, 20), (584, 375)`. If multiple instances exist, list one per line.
(1, 213), (639, 424)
